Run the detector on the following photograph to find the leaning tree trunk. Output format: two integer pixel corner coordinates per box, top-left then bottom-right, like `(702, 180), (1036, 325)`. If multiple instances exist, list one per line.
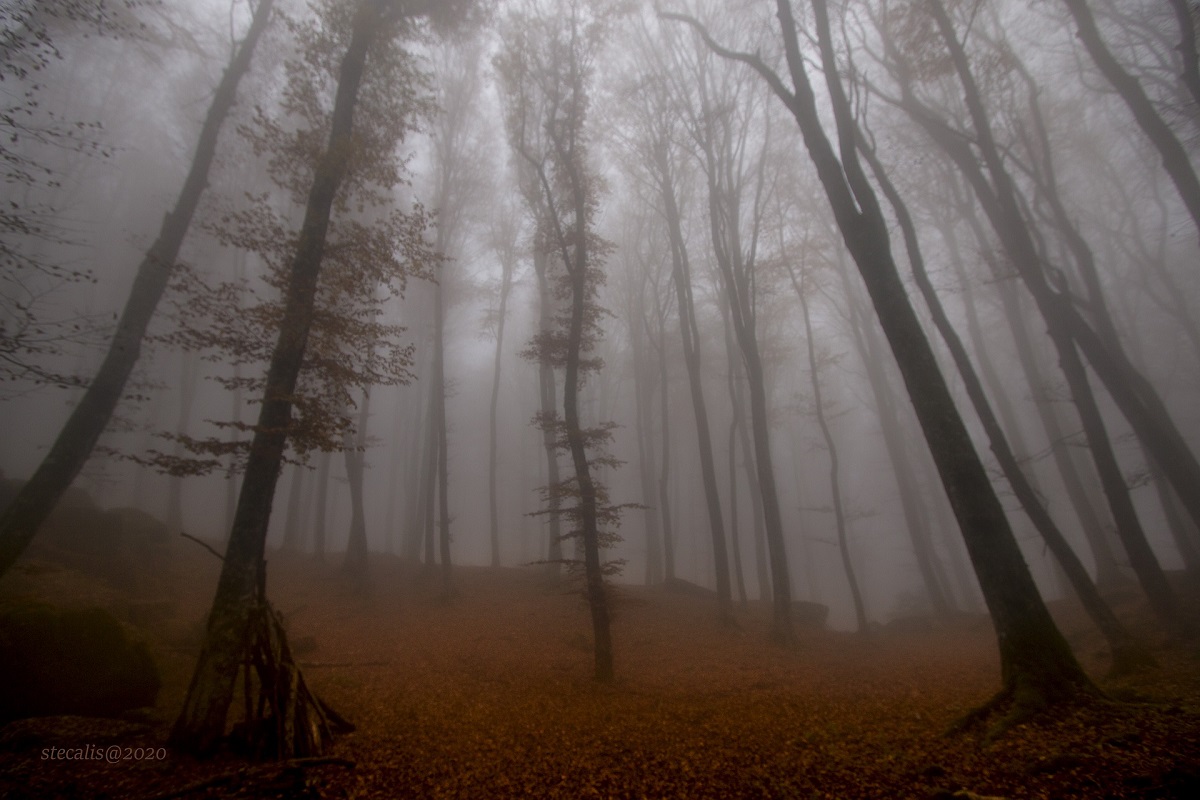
(0, 0), (275, 580)
(859, 131), (1152, 675)
(919, 0), (1186, 633)
(170, 1), (383, 755)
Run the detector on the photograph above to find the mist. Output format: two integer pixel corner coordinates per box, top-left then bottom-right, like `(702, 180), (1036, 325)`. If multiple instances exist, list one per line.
(2, 0), (1199, 796)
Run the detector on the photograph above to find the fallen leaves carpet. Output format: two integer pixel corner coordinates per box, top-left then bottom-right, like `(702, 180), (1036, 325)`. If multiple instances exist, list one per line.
(2, 555), (1198, 799)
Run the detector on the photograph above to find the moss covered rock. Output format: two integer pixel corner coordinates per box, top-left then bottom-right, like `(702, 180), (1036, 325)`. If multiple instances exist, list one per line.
(0, 603), (161, 720)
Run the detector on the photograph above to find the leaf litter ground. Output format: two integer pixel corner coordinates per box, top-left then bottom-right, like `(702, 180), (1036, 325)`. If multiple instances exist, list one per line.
(1, 552), (1198, 799)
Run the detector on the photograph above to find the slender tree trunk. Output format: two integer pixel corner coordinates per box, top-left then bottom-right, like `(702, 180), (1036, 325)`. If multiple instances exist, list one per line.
(724, 311), (770, 602)
(656, 146), (733, 623)
(728, 413), (748, 604)
(656, 326), (676, 583)
(171, 1), (383, 753)
(790, 265), (867, 633)
(633, 312), (663, 585)
(433, 274), (453, 598)
(0, 0), (275, 580)
(420, 367), (438, 568)
(959, 201), (1124, 586)
(696, 132), (788, 640)
(343, 389), (371, 589)
(532, 246), (563, 576)
(487, 259), (514, 569)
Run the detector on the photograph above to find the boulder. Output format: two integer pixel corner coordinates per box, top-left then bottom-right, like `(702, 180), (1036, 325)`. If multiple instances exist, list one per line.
(0, 603), (161, 721)
(793, 600), (829, 629)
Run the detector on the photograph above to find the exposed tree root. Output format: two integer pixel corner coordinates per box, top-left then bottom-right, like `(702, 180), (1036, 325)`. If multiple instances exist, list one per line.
(949, 677), (1108, 743)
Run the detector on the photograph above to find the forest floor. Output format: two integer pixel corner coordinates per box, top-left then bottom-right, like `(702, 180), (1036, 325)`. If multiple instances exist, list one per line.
(1, 548), (1199, 799)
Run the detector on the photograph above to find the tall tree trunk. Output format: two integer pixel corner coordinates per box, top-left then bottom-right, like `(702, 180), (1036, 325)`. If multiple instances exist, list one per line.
(487, 258), (514, 569)
(695, 118), (788, 641)
(656, 322), (676, 583)
(0, 0), (275, 580)
(790, 265), (867, 633)
(433, 273), (453, 598)
(171, 1), (383, 753)
(957, 200), (1125, 586)
(724, 308), (770, 602)
(420, 365), (438, 568)
(655, 145), (733, 623)
(532, 246), (563, 577)
(633, 311), (663, 586)
(342, 389), (371, 589)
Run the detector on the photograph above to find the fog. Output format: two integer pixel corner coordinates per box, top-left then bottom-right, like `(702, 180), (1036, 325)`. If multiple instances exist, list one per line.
(2, 0), (1200, 789)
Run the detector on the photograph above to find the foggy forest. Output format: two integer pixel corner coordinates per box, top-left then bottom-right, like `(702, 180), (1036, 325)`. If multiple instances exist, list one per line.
(2, 0), (1200, 796)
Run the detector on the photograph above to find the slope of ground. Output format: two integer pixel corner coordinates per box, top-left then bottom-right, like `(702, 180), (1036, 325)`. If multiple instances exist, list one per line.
(1, 548), (1198, 799)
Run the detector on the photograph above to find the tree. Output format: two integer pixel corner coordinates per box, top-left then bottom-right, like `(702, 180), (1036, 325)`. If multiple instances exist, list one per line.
(662, 0), (1097, 728)
(0, 0), (276, 581)
(497, 0), (629, 682)
(170, 0), (455, 756)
